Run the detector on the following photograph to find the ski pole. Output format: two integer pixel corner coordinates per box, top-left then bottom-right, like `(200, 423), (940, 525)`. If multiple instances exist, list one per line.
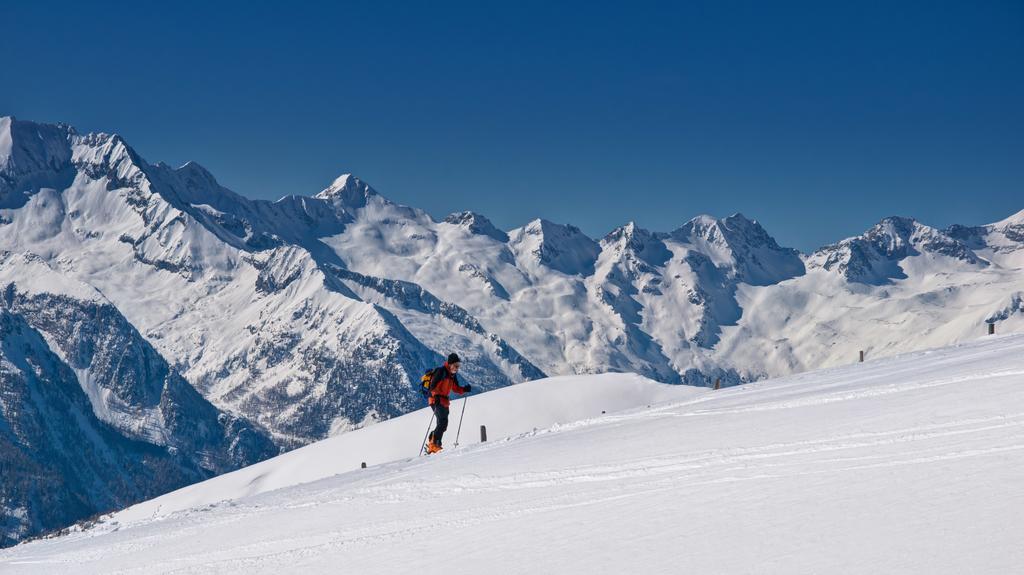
(420, 409), (435, 456)
(453, 394), (469, 447)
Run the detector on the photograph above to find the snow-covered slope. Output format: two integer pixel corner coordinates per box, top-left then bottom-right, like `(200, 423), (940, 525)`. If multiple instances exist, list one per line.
(4, 333), (1022, 573)
(109, 372), (694, 525)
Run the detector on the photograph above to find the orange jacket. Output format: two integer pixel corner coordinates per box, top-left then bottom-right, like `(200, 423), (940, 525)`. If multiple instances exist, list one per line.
(427, 363), (468, 407)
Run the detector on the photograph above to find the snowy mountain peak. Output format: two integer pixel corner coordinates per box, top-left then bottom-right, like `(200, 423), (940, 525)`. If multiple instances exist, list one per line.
(721, 212), (763, 233)
(154, 159), (253, 210)
(992, 212), (1024, 253)
(70, 130), (150, 190)
(443, 211), (509, 242)
(175, 160), (218, 187)
(868, 216), (978, 261)
(602, 222), (670, 267)
(676, 213), (720, 237)
(314, 173), (379, 208)
(598, 219), (675, 288)
(673, 213), (761, 248)
(870, 215), (917, 244)
(509, 219), (600, 275)
(604, 220), (644, 241)
(992, 208), (1024, 229)
(809, 216), (983, 284)
(672, 213), (803, 286)
(603, 220), (636, 243)
(326, 173), (355, 191)
(522, 218), (588, 238)
(945, 210), (1024, 259)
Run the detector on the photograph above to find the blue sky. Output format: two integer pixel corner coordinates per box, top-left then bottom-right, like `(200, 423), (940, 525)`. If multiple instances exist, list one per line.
(3, 0), (1022, 251)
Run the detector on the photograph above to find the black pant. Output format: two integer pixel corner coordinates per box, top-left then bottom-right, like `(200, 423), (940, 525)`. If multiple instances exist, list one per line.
(430, 402), (449, 446)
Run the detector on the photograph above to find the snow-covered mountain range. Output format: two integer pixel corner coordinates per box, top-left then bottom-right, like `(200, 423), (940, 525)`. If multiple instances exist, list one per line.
(1, 115), (1022, 545)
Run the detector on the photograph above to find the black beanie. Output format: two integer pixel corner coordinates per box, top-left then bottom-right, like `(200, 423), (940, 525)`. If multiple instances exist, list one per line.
(447, 353), (461, 364)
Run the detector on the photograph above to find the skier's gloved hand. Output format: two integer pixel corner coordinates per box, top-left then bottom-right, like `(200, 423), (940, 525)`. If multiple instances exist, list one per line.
(463, 384), (472, 393)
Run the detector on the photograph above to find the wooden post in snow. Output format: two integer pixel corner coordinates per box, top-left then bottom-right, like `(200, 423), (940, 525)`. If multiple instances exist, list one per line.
(989, 323), (996, 336)
(480, 425), (488, 442)
(859, 350), (865, 363)
(713, 378), (721, 390)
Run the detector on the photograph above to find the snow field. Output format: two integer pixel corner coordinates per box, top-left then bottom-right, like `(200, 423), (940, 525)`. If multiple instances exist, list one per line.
(3, 334), (1024, 574)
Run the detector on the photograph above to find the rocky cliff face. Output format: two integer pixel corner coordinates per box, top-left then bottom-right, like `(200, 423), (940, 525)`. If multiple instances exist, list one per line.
(0, 307), (204, 547)
(0, 251), (276, 545)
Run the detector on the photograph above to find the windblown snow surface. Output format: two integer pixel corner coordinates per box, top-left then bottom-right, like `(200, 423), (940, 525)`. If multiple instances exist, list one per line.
(4, 334), (1024, 574)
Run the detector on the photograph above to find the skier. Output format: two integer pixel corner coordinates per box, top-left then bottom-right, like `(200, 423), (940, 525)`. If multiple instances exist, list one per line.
(425, 353), (471, 454)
